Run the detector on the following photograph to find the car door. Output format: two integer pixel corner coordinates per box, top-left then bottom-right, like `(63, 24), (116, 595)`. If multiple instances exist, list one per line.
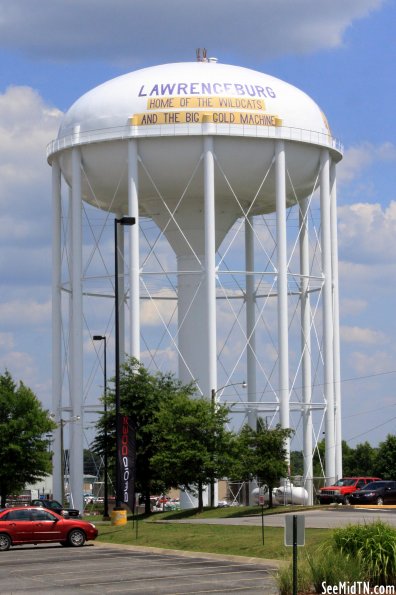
(385, 481), (396, 503)
(30, 509), (63, 542)
(2, 509), (35, 543)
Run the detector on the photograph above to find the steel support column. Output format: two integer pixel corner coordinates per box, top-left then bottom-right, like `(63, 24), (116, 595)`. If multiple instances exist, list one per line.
(245, 216), (257, 430)
(70, 147), (84, 511)
(128, 139), (140, 360)
(330, 161), (342, 480)
(51, 159), (62, 502)
(320, 149), (336, 485)
(204, 134), (217, 399)
(275, 140), (290, 462)
(299, 197), (313, 505)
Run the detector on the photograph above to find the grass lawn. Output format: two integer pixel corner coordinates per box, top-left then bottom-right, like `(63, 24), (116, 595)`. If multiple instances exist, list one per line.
(92, 506), (332, 561)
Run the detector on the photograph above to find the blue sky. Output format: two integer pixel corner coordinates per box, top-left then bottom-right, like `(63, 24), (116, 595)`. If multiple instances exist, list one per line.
(0, 0), (395, 450)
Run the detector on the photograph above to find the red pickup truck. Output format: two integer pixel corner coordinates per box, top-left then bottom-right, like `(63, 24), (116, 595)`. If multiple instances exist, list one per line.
(318, 477), (381, 505)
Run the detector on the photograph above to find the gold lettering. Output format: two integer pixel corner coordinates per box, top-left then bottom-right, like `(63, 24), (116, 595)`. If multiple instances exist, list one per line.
(147, 98), (175, 109)
(135, 110), (279, 126)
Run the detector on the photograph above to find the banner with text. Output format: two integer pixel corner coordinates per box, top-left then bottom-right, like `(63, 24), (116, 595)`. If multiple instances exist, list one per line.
(116, 414), (136, 511)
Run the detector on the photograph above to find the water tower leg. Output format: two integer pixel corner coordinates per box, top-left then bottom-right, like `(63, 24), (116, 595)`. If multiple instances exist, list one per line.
(128, 139), (140, 360)
(245, 216), (257, 432)
(246, 216), (258, 506)
(300, 197), (314, 505)
(320, 150), (336, 485)
(70, 147), (84, 512)
(117, 217), (125, 365)
(275, 140), (290, 463)
(204, 135), (217, 399)
(51, 159), (62, 502)
(204, 134), (217, 508)
(330, 162), (342, 480)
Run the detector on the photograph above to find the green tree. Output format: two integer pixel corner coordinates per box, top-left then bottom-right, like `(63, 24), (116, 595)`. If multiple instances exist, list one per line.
(151, 392), (233, 512)
(83, 449), (102, 477)
(230, 420), (293, 507)
(339, 441), (354, 476)
(315, 440), (354, 479)
(290, 450), (304, 476)
(92, 357), (197, 513)
(312, 438), (325, 480)
(374, 434), (396, 479)
(0, 370), (56, 507)
(344, 441), (377, 476)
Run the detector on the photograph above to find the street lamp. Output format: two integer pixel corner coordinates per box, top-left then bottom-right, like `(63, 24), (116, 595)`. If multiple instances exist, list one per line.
(209, 381), (247, 506)
(93, 334), (109, 519)
(211, 381), (247, 406)
(114, 216), (135, 509)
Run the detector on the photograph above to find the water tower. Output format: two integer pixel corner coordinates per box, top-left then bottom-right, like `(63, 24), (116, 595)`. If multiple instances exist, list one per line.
(48, 58), (343, 511)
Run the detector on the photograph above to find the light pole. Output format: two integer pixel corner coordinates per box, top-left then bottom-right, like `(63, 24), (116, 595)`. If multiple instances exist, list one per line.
(93, 334), (109, 519)
(210, 381), (247, 506)
(114, 216), (135, 510)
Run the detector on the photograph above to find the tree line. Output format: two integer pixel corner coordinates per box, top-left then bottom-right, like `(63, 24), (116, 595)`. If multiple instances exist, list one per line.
(2, 364), (396, 511)
(290, 437), (396, 482)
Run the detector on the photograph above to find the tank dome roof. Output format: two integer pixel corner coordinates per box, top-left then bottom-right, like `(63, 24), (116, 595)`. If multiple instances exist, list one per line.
(58, 61), (333, 139)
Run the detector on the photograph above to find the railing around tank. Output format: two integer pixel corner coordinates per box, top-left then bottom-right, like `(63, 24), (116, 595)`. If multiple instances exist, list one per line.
(47, 122), (343, 161)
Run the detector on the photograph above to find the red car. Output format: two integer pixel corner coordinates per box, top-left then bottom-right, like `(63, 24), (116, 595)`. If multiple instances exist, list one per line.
(318, 476), (381, 505)
(0, 507), (98, 551)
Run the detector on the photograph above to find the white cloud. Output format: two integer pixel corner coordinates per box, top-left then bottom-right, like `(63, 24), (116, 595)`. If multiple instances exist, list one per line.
(339, 260), (396, 297)
(348, 350), (395, 376)
(340, 325), (387, 345)
(0, 332), (14, 350)
(140, 347), (178, 372)
(140, 290), (177, 327)
(0, 87), (62, 291)
(0, 86), (62, 228)
(0, 1), (384, 65)
(338, 142), (396, 185)
(0, 351), (37, 384)
(340, 298), (367, 317)
(338, 201), (396, 264)
(0, 299), (51, 328)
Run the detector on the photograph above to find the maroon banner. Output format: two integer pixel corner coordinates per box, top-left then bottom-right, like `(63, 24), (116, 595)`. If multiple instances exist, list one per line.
(117, 414), (136, 510)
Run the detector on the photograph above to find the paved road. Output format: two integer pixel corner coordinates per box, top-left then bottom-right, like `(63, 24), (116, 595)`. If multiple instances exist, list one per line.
(170, 507), (396, 529)
(0, 543), (279, 594)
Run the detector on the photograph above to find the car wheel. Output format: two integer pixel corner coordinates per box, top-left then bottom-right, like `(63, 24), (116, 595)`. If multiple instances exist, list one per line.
(0, 533), (11, 552)
(343, 496), (350, 505)
(68, 529), (86, 547)
(376, 496), (384, 506)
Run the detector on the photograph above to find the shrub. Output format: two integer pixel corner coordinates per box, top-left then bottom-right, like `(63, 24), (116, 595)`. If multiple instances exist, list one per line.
(307, 547), (363, 593)
(277, 547), (363, 594)
(333, 521), (396, 584)
(277, 558), (312, 595)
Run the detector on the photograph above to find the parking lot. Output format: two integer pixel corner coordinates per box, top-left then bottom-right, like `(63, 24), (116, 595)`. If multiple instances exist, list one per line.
(2, 508), (395, 594)
(0, 543), (279, 594)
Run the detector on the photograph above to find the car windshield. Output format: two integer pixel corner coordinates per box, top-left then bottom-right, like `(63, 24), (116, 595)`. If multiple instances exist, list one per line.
(333, 479), (356, 487)
(47, 501), (62, 509)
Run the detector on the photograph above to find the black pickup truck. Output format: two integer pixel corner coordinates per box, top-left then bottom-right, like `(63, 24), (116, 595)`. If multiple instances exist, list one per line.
(30, 499), (80, 518)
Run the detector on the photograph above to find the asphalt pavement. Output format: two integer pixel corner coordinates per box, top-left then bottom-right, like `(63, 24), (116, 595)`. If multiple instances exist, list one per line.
(0, 542), (279, 594)
(1, 508), (395, 594)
